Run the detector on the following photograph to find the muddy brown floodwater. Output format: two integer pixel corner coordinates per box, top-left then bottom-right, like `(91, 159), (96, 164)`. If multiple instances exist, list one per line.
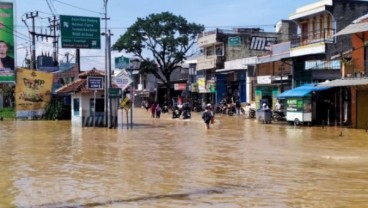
(1, 108), (368, 208)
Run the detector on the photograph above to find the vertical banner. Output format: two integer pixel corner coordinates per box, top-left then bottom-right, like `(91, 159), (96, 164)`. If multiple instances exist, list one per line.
(15, 68), (53, 118)
(0, 1), (15, 83)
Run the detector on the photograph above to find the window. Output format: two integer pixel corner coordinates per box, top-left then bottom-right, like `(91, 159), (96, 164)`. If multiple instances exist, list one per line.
(73, 98), (80, 116)
(206, 46), (214, 56)
(215, 44), (223, 56)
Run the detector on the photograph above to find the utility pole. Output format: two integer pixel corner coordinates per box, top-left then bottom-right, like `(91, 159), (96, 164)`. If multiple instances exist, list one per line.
(102, 0), (112, 128)
(24, 11), (38, 69)
(48, 15), (59, 66)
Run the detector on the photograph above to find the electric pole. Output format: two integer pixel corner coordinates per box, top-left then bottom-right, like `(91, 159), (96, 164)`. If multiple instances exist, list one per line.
(102, 0), (112, 128)
(24, 11), (38, 69)
(48, 15), (59, 66)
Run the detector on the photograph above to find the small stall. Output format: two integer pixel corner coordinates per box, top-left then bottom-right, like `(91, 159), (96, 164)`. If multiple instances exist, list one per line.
(277, 84), (330, 125)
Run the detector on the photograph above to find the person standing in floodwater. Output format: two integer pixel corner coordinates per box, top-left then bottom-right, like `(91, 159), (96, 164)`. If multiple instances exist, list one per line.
(155, 104), (162, 118)
(150, 103), (156, 118)
(202, 106), (213, 129)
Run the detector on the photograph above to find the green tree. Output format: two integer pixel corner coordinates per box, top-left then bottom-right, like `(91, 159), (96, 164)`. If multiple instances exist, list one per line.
(113, 12), (204, 104)
(0, 84), (15, 108)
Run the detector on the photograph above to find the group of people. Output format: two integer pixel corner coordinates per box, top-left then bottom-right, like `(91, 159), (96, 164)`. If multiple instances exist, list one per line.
(149, 103), (162, 118)
(144, 100), (215, 129)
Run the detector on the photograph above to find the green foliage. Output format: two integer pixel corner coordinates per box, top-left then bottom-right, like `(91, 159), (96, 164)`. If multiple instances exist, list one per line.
(42, 98), (65, 120)
(0, 84), (15, 108)
(0, 107), (15, 119)
(113, 12), (204, 103)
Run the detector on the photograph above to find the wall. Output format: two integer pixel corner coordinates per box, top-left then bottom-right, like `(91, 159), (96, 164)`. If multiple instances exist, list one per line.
(351, 32), (367, 72)
(326, 0), (368, 59)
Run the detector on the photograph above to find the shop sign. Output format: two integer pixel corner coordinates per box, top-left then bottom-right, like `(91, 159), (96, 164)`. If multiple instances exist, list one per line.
(257, 76), (272, 84)
(174, 83), (186, 90)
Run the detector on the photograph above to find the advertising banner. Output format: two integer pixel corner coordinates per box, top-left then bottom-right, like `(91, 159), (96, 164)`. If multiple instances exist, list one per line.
(0, 1), (15, 83)
(197, 77), (207, 93)
(15, 68), (54, 118)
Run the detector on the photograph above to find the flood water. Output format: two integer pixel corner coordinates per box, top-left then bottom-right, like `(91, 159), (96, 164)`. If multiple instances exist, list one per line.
(1, 108), (368, 208)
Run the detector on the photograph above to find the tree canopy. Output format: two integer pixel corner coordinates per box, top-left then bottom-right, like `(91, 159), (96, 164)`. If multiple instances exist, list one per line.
(112, 12), (204, 103)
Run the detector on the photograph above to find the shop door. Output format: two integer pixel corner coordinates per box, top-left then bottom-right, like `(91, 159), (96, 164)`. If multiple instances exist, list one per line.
(357, 90), (368, 129)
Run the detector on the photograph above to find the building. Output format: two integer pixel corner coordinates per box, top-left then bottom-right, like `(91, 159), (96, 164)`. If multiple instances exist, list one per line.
(56, 68), (119, 127)
(196, 21), (296, 105)
(318, 13), (368, 128)
(278, 0), (368, 126)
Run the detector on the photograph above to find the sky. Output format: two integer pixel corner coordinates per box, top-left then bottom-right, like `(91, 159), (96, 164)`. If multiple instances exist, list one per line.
(12, 0), (319, 70)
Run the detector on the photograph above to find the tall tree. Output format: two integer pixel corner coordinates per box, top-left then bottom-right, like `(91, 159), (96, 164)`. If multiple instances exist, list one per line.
(112, 12), (204, 104)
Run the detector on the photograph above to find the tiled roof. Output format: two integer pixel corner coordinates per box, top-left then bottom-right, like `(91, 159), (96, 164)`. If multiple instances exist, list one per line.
(56, 68), (105, 94)
(79, 68), (105, 79)
(56, 68), (120, 95)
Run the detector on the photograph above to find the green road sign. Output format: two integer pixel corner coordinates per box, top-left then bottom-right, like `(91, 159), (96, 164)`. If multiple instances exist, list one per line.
(115, 56), (130, 69)
(109, 88), (122, 98)
(60, 15), (101, 49)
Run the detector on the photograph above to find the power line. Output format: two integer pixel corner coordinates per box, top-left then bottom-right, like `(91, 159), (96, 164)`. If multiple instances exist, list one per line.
(52, 0), (103, 15)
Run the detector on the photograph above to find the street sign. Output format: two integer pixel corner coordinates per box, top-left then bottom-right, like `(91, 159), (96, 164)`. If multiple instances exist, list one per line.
(60, 15), (101, 49)
(87, 76), (104, 90)
(115, 56), (130, 69)
(120, 97), (132, 110)
(109, 88), (122, 98)
(113, 73), (132, 90)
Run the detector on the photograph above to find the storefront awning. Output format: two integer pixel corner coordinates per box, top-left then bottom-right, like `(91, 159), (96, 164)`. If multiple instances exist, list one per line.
(316, 78), (368, 87)
(277, 84), (330, 98)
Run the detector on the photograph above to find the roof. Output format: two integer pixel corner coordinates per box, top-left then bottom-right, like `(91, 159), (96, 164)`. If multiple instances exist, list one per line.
(316, 77), (368, 87)
(56, 68), (108, 95)
(335, 22), (368, 36)
(335, 13), (368, 36)
(277, 83), (330, 98)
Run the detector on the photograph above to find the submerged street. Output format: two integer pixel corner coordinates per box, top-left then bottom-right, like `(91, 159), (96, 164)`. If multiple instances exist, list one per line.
(1, 108), (368, 207)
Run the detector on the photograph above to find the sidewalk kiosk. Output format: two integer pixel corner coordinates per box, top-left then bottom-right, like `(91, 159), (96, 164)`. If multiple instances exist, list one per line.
(277, 84), (330, 125)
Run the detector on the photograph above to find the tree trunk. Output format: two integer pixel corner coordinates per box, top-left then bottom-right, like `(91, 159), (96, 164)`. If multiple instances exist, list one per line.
(166, 83), (171, 106)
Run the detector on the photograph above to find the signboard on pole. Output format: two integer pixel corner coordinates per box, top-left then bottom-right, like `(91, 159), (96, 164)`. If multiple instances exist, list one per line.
(87, 76), (104, 90)
(108, 88), (122, 98)
(0, 1), (15, 83)
(60, 15), (101, 49)
(113, 72), (132, 90)
(115, 55), (130, 69)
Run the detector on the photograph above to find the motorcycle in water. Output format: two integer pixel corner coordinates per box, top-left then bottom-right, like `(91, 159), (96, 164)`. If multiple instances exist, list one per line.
(248, 108), (256, 118)
(172, 106), (181, 119)
(272, 110), (286, 121)
(162, 105), (169, 113)
(182, 109), (191, 119)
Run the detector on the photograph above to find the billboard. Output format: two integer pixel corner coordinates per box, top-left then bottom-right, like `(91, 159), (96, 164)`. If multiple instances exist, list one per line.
(0, 1), (15, 83)
(15, 68), (54, 118)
